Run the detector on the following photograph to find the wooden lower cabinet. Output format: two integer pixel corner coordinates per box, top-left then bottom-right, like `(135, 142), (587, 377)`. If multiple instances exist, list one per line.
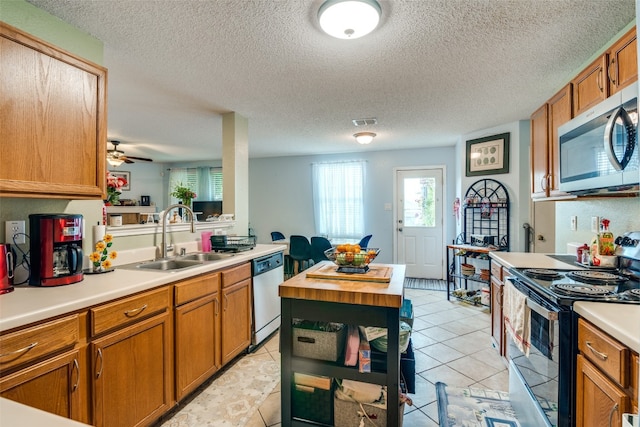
(0, 348), (86, 422)
(220, 278), (252, 365)
(91, 311), (173, 427)
(174, 272), (221, 401)
(576, 354), (630, 427)
(490, 277), (505, 358)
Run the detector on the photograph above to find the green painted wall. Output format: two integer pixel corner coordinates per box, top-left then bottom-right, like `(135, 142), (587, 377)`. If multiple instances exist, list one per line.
(0, 0), (103, 64)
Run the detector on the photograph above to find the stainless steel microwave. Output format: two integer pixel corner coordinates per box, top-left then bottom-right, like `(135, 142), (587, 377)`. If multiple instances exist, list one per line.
(558, 82), (639, 195)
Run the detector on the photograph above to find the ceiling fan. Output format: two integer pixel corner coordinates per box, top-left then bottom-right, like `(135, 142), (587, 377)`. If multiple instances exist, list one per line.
(107, 140), (153, 167)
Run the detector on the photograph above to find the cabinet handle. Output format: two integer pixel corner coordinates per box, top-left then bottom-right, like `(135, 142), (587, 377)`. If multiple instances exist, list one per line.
(224, 294), (229, 311)
(124, 304), (147, 317)
(96, 348), (104, 378)
(585, 341), (608, 361)
(215, 297), (220, 315)
(608, 58), (616, 84)
(541, 175), (548, 191)
(608, 403), (619, 427)
(597, 69), (604, 92)
(72, 358), (80, 392)
(0, 342), (38, 359)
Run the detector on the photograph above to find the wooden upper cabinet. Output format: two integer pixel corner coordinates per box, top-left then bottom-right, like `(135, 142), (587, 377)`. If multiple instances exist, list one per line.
(572, 55), (608, 117)
(546, 85), (572, 194)
(530, 103), (549, 197)
(0, 22), (107, 199)
(607, 27), (637, 95)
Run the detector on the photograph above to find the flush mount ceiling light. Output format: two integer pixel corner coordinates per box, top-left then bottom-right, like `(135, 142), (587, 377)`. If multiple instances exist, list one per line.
(354, 132), (376, 145)
(318, 0), (382, 39)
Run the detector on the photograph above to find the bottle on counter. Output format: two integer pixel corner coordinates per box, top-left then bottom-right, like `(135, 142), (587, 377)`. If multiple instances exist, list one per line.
(598, 219), (615, 256)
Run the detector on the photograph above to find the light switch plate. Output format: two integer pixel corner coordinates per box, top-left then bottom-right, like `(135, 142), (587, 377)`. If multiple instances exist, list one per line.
(5, 220), (26, 244)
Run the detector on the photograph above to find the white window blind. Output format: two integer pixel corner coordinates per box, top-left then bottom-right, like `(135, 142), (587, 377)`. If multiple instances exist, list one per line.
(169, 167), (223, 204)
(312, 160), (365, 239)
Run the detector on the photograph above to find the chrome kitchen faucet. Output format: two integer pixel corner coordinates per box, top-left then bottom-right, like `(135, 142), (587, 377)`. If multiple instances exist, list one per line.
(161, 204), (196, 258)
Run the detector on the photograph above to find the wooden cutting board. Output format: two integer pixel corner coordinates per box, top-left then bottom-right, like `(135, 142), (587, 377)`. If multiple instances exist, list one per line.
(305, 264), (392, 283)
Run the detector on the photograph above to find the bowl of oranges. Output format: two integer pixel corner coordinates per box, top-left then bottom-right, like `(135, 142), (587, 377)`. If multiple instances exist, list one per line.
(324, 244), (380, 273)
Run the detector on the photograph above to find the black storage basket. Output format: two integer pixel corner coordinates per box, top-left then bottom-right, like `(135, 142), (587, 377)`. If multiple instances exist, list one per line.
(292, 380), (333, 426)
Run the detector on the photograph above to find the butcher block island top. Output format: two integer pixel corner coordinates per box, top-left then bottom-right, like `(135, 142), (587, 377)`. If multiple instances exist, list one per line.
(279, 261), (405, 308)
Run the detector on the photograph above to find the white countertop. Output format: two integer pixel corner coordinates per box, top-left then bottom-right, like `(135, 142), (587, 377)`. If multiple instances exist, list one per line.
(0, 398), (91, 426)
(489, 251), (579, 270)
(0, 244), (285, 332)
(574, 302), (640, 353)
(490, 251), (640, 353)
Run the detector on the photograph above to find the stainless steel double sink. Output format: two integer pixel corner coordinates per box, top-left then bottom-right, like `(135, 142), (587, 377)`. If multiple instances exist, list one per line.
(119, 252), (235, 272)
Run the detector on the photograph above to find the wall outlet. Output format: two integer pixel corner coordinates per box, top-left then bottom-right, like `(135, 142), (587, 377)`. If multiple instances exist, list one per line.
(591, 216), (600, 233)
(5, 220), (26, 244)
(570, 216), (577, 231)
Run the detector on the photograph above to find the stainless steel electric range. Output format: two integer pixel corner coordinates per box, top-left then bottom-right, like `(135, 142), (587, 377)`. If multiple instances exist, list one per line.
(504, 231), (640, 427)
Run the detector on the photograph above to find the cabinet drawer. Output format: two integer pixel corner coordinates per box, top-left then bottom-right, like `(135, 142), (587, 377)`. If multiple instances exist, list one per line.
(90, 287), (170, 336)
(578, 318), (629, 387)
(632, 352), (638, 411)
(490, 261), (503, 282)
(221, 263), (251, 288)
(0, 315), (79, 372)
(175, 272), (220, 306)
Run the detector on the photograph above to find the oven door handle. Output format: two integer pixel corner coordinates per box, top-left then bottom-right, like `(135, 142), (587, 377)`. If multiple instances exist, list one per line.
(526, 298), (558, 321)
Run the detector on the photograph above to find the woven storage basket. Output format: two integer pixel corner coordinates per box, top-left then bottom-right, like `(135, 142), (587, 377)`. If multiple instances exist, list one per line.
(293, 324), (346, 362)
(334, 397), (404, 427)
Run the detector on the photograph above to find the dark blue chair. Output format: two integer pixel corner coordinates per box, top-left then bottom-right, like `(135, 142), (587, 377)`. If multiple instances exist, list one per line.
(289, 235), (313, 273)
(310, 236), (332, 264)
(358, 234), (372, 248)
(271, 231), (285, 241)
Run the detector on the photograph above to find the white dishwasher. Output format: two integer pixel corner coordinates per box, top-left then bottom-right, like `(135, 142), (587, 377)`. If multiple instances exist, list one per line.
(250, 251), (284, 350)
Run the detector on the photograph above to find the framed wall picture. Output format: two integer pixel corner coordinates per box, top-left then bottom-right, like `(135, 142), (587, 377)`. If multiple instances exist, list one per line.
(465, 132), (510, 177)
(109, 170), (131, 191)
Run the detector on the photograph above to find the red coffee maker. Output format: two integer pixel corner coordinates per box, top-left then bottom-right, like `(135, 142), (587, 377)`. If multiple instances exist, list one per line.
(29, 214), (84, 286)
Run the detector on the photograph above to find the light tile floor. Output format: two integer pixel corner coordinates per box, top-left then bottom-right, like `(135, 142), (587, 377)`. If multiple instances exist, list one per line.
(242, 288), (509, 426)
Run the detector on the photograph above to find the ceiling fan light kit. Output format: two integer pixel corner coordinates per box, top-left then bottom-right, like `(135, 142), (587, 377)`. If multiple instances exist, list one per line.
(107, 140), (153, 166)
(354, 131), (376, 145)
(318, 0), (381, 39)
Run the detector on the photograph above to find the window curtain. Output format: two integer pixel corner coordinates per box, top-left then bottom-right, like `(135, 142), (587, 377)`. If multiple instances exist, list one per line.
(312, 160), (365, 239)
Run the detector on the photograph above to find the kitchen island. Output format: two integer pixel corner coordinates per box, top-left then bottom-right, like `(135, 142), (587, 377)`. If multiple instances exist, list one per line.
(279, 261), (405, 427)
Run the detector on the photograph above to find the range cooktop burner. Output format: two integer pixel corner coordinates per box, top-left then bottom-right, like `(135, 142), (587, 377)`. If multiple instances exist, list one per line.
(566, 270), (629, 285)
(620, 289), (640, 301)
(550, 283), (614, 297)
(523, 268), (563, 280)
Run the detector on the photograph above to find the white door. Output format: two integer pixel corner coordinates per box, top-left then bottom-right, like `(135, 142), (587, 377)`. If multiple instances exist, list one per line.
(395, 168), (444, 278)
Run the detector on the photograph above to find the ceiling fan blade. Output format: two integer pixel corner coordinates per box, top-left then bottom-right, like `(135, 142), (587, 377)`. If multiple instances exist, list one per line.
(124, 156), (153, 162)
(123, 158), (135, 164)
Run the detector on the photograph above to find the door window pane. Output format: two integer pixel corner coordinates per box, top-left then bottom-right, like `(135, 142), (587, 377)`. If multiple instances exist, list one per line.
(403, 177), (436, 227)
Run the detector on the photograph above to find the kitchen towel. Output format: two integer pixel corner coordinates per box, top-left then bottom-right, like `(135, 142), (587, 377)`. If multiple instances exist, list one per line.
(503, 280), (531, 357)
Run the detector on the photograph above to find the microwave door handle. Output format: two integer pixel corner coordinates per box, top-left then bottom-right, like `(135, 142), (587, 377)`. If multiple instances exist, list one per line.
(604, 106), (636, 171)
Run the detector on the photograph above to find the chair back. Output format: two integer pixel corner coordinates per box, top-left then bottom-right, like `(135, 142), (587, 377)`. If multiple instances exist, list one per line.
(310, 236), (332, 264)
(358, 234), (373, 248)
(289, 235), (312, 261)
(271, 231), (285, 241)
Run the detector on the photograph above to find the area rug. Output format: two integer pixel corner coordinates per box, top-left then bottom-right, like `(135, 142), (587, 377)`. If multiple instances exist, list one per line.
(436, 382), (521, 427)
(160, 353), (280, 427)
(404, 277), (447, 291)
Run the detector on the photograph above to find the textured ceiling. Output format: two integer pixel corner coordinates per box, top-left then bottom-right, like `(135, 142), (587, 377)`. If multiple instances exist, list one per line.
(26, 0), (636, 162)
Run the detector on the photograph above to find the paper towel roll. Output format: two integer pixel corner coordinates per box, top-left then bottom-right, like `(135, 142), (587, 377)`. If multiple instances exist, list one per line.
(93, 225), (106, 247)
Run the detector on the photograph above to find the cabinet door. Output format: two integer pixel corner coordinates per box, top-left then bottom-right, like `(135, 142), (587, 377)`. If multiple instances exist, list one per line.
(175, 292), (220, 401)
(0, 349), (84, 422)
(490, 277), (504, 357)
(608, 27), (637, 95)
(546, 85), (572, 194)
(0, 23), (107, 199)
(92, 312), (173, 427)
(576, 354), (630, 427)
(572, 55), (608, 117)
(530, 103), (549, 197)
(221, 279), (252, 365)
